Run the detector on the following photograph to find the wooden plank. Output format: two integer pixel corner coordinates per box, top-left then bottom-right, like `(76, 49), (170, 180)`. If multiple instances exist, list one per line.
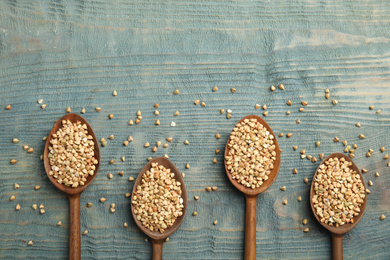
(1, 0), (390, 259)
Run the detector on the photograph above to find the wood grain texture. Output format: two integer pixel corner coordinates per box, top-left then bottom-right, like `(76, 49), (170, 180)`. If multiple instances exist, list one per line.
(1, 0), (390, 259)
(244, 196), (257, 260)
(68, 193), (81, 260)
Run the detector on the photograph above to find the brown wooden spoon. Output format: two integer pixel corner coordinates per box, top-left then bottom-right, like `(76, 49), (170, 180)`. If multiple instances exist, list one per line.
(131, 157), (187, 260)
(310, 153), (367, 260)
(44, 113), (100, 260)
(224, 115), (281, 260)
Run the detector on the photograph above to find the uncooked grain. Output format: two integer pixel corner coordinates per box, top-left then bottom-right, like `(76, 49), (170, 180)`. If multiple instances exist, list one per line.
(225, 118), (277, 189)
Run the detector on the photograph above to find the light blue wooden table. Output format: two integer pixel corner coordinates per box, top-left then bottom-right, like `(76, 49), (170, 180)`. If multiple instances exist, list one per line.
(1, 0), (390, 259)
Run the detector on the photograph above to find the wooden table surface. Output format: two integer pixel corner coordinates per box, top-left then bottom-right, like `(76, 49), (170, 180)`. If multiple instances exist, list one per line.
(1, 1), (390, 259)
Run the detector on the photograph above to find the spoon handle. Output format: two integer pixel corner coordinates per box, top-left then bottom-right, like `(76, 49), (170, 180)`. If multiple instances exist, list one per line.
(152, 239), (163, 260)
(69, 193), (81, 260)
(245, 195), (257, 260)
(331, 233), (343, 260)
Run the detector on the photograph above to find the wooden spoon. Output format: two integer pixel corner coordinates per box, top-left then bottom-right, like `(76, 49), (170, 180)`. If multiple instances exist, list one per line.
(44, 113), (100, 260)
(224, 115), (281, 260)
(310, 153), (367, 260)
(131, 157), (187, 260)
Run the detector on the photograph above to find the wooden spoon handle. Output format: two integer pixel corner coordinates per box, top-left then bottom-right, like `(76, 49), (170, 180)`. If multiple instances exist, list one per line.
(68, 193), (81, 260)
(331, 233), (343, 260)
(245, 195), (257, 260)
(152, 239), (163, 260)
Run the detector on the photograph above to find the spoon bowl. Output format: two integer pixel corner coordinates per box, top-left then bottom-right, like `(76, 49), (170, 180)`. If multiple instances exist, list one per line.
(224, 115), (281, 260)
(131, 157), (187, 260)
(310, 153), (367, 260)
(44, 113), (100, 260)
(44, 113), (100, 194)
